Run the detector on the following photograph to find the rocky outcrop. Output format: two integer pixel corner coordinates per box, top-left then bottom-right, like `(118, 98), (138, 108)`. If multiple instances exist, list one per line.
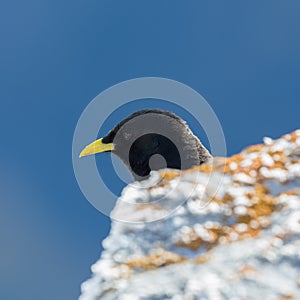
(80, 130), (300, 300)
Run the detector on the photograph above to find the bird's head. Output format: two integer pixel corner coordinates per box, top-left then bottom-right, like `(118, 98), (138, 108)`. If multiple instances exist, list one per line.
(80, 109), (211, 181)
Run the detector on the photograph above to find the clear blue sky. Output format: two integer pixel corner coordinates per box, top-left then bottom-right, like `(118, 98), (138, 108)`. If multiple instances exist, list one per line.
(1, 1), (300, 299)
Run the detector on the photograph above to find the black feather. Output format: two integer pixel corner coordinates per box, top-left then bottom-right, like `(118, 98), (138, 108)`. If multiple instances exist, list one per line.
(102, 109), (211, 181)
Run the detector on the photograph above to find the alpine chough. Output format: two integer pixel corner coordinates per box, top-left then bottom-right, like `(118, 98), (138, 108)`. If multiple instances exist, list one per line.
(80, 109), (211, 181)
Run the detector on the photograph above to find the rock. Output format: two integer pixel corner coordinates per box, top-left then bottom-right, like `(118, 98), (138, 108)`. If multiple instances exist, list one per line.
(80, 130), (300, 300)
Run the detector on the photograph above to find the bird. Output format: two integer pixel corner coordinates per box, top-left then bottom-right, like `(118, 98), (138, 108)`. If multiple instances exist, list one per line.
(80, 109), (211, 181)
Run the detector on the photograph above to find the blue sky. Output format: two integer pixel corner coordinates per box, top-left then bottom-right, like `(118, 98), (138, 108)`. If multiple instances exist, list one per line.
(1, 1), (300, 299)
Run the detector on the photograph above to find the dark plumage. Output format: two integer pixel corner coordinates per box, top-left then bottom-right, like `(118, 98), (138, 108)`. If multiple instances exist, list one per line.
(80, 109), (211, 181)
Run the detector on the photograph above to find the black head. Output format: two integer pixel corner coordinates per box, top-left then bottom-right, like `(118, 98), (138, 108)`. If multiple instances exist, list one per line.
(80, 109), (211, 181)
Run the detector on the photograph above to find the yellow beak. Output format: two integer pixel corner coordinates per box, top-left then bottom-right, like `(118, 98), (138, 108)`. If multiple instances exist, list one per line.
(79, 138), (114, 157)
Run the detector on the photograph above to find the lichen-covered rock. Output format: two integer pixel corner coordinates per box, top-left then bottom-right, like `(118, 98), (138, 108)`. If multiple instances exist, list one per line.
(80, 130), (300, 300)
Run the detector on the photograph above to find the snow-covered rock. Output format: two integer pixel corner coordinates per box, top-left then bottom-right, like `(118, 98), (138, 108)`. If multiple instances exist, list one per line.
(80, 130), (300, 300)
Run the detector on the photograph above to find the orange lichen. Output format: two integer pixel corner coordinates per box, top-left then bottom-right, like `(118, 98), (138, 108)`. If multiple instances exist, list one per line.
(194, 254), (212, 264)
(176, 183), (277, 251)
(283, 129), (300, 144)
(244, 144), (264, 153)
(279, 189), (299, 196)
(238, 265), (257, 276)
(159, 170), (180, 181)
(176, 226), (231, 251)
(188, 164), (214, 174)
(148, 170), (180, 190)
(136, 203), (164, 211)
(251, 184), (275, 217)
(290, 131), (298, 142)
(126, 249), (186, 270)
(279, 294), (294, 300)
(175, 229), (203, 250)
